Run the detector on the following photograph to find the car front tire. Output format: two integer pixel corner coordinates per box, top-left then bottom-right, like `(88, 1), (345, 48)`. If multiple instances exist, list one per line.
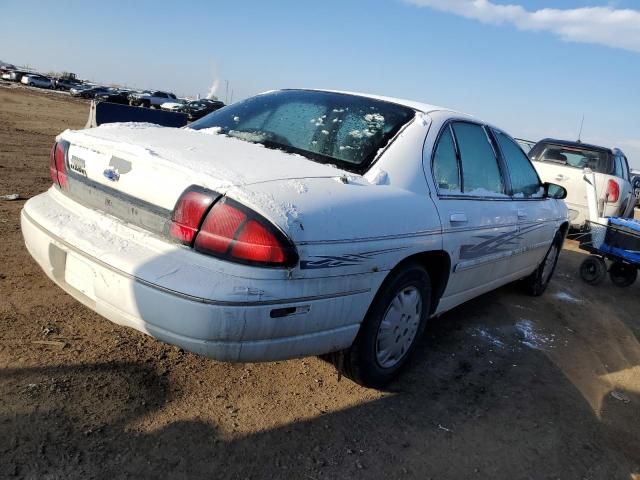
(333, 263), (431, 389)
(524, 231), (563, 296)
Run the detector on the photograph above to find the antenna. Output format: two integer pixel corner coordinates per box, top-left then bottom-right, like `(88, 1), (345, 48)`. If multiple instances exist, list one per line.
(577, 114), (585, 143)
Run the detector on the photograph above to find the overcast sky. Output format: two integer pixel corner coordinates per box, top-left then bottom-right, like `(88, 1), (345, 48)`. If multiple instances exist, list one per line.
(1, 0), (639, 168)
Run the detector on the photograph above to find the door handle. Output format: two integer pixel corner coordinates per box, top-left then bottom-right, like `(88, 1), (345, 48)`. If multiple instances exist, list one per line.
(517, 209), (528, 219)
(555, 174), (567, 181)
(449, 213), (468, 223)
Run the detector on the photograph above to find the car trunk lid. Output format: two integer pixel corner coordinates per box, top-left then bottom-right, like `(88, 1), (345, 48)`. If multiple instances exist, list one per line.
(57, 123), (346, 238)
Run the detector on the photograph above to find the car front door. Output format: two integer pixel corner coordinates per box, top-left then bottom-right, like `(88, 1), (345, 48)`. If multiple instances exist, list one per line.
(492, 128), (558, 271)
(430, 120), (520, 309)
(616, 153), (635, 218)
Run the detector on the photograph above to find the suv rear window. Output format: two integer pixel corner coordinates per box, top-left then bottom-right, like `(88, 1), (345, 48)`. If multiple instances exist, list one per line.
(188, 90), (415, 173)
(530, 143), (612, 174)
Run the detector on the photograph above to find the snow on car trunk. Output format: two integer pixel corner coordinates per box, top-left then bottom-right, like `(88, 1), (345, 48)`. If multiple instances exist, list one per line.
(58, 123), (348, 221)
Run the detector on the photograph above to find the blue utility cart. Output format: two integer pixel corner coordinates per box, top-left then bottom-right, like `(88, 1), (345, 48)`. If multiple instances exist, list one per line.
(578, 217), (640, 287)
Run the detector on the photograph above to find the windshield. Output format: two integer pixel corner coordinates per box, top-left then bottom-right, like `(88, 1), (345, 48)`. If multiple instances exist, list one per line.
(189, 90), (415, 172)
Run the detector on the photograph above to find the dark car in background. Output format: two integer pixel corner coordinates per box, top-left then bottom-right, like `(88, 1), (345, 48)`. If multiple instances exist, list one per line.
(179, 98), (225, 120)
(55, 78), (83, 91)
(95, 89), (133, 104)
(70, 85), (112, 99)
(632, 175), (640, 207)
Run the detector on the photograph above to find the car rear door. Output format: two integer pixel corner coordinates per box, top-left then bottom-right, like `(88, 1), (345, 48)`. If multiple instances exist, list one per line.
(430, 120), (520, 305)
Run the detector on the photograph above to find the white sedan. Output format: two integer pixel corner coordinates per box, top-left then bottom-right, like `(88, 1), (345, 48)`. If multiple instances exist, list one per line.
(22, 89), (568, 387)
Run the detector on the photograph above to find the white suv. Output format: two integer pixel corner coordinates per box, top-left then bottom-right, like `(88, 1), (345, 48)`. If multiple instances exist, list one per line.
(529, 139), (634, 228)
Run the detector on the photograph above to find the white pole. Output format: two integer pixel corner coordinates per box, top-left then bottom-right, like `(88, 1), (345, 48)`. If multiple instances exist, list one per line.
(584, 168), (599, 223)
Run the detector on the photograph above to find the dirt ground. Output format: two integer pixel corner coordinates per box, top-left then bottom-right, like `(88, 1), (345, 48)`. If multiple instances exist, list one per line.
(1, 84), (639, 480)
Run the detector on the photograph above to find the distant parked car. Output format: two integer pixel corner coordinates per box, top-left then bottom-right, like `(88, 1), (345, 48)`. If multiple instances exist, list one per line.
(632, 175), (640, 207)
(55, 78), (83, 91)
(70, 85), (112, 99)
(94, 89), (132, 104)
(515, 138), (536, 154)
(179, 99), (226, 121)
(21, 74), (54, 89)
(160, 99), (187, 111)
(3, 70), (28, 82)
(129, 90), (178, 108)
(529, 139), (635, 228)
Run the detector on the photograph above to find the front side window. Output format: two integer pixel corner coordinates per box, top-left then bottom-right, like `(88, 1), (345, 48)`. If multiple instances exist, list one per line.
(494, 130), (543, 198)
(452, 122), (505, 195)
(623, 156), (631, 181)
(189, 90), (415, 173)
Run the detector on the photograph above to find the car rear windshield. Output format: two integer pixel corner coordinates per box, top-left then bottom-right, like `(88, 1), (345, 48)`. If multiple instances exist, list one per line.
(530, 143), (612, 174)
(188, 90), (415, 173)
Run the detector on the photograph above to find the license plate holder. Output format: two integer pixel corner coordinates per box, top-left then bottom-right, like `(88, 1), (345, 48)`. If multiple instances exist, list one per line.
(65, 253), (96, 300)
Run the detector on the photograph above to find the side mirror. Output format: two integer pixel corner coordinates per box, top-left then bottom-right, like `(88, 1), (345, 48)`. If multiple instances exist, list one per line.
(544, 182), (567, 200)
(632, 177), (640, 190)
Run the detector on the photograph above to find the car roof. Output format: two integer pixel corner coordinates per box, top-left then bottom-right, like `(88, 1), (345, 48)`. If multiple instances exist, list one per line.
(277, 88), (469, 117)
(535, 138), (613, 155)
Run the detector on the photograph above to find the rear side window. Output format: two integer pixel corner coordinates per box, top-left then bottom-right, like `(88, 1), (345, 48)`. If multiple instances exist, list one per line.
(451, 122), (505, 195)
(614, 154), (630, 181)
(494, 130), (543, 198)
(432, 126), (460, 193)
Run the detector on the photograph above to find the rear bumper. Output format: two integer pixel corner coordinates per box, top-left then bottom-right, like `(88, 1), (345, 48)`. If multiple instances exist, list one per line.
(21, 191), (372, 362)
(567, 202), (626, 228)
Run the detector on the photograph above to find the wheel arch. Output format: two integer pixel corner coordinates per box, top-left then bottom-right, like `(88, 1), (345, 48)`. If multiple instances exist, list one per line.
(559, 221), (570, 238)
(383, 250), (451, 315)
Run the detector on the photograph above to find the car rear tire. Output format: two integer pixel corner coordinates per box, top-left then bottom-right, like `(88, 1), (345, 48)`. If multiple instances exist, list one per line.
(524, 231), (563, 296)
(579, 255), (607, 285)
(332, 263), (431, 389)
(609, 261), (637, 288)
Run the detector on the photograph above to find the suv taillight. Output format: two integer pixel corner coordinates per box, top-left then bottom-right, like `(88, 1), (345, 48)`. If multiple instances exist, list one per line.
(169, 187), (298, 268)
(606, 179), (620, 203)
(49, 141), (69, 189)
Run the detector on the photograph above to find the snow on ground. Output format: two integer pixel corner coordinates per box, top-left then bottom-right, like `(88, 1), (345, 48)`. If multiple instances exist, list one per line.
(553, 291), (582, 304)
(515, 319), (557, 350)
(470, 319), (560, 352)
(472, 328), (506, 349)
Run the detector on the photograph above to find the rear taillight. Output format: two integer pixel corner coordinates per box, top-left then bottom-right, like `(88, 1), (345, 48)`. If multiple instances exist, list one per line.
(49, 141), (69, 189)
(169, 187), (298, 268)
(606, 179), (620, 203)
(169, 187), (217, 245)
